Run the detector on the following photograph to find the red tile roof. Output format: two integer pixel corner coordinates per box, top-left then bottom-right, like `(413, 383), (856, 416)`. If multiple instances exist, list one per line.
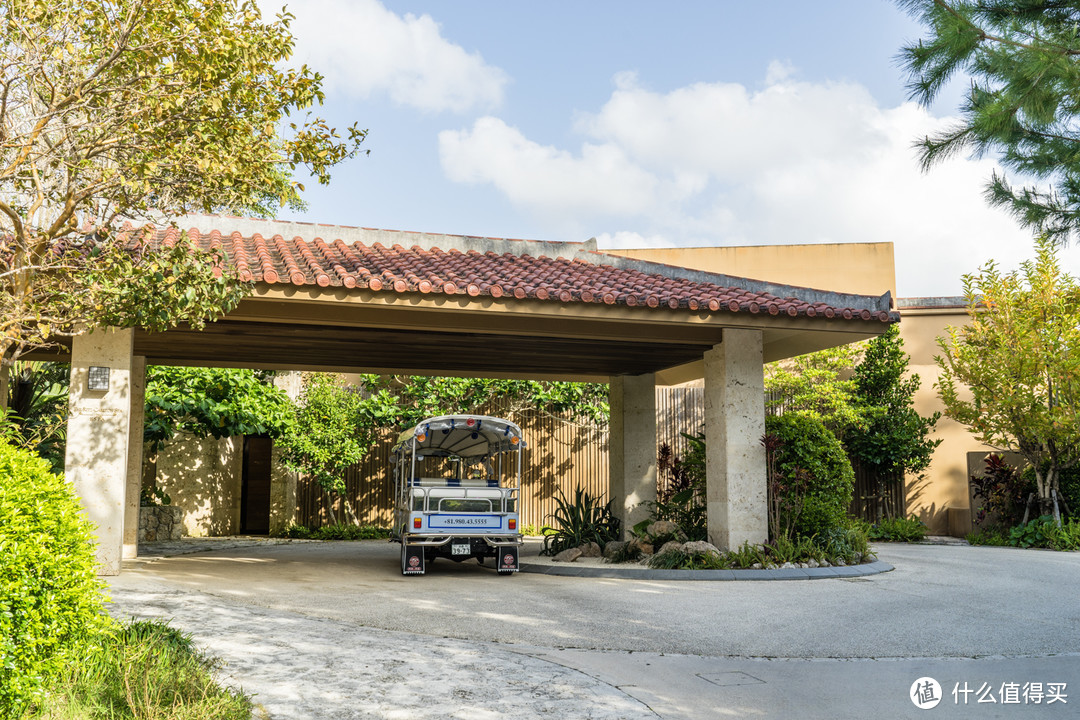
(128, 223), (896, 323)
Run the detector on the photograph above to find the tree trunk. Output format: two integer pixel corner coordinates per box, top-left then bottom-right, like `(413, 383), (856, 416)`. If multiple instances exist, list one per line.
(323, 489), (339, 526)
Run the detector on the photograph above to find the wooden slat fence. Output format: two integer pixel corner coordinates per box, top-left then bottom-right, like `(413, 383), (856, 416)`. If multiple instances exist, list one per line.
(295, 403), (609, 530)
(294, 385), (904, 528)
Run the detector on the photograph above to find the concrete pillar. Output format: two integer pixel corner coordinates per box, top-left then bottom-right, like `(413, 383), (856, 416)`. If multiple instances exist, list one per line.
(123, 356), (146, 559)
(704, 328), (767, 550)
(65, 328), (135, 575)
(609, 373), (657, 537)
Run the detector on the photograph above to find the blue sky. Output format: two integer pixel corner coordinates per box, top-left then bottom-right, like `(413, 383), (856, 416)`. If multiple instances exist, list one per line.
(271, 1), (1060, 297)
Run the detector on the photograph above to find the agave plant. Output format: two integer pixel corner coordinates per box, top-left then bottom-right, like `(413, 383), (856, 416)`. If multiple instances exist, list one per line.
(541, 486), (620, 556)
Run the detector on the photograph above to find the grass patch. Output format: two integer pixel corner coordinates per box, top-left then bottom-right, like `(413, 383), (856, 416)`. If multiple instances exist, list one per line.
(31, 619), (251, 720)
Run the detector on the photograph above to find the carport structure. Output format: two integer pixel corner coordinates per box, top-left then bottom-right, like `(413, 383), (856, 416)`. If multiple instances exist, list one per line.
(57, 217), (897, 574)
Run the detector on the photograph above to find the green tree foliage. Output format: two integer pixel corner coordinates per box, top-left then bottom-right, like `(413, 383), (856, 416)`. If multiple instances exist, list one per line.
(898, 0), (1080, 241)
(846, 325), (941, 477)
(385, 375), (609, 428)
(0, 441), (110, 719)
(764, 413), (855, 540)
(1, 361), (68, 470)
(764, 344), (864, 433)
(937, 238), (1080, 523)
(277, 374), (397, 525)
(0, 0), (365, 380)
(143, 367), (294, 452)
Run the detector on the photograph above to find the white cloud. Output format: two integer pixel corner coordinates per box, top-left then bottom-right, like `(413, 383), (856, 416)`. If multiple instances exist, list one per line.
(437, 68), (1068, 296)
(280, 0), (507, 113)
(439, 117), (659, 217)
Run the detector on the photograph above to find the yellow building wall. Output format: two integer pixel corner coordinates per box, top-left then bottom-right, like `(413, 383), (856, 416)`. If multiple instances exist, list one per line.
(898, 306), (992, 535)
(610, 243), (897, 299)
(614, 243), (987, 535)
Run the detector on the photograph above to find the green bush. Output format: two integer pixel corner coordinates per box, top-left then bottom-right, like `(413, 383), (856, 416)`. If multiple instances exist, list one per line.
(271, 524), (392, 540)
(765, 414), (854, 539)
(0, 441), (110, 719)
(869, 515), (928, 542)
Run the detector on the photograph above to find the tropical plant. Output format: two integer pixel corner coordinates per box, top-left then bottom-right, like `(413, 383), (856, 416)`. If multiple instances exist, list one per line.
(1, 362), (68, 470)
(652, 434), (707, 541)
(970, 454), (1034, 528)
(541, 486), (620, 556)
(898, 0), (1080, 243)
(936, 239), (1080, 524)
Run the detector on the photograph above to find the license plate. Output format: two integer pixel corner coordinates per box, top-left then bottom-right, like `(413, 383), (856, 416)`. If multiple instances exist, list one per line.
(451, 543), (471, 556)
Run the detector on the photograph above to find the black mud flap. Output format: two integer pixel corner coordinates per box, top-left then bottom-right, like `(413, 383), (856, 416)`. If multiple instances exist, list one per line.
(497, 546), (519, 574)
(402, 544), (426, 575)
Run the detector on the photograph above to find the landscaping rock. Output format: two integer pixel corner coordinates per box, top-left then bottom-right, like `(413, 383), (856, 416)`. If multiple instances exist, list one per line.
(751, 562), (763, 570)
(645, 520), (681, 540)
(807, 559), (820, 569)
(682, 540), (720, 557)
(853, 552), (864, 564)
(780, 562), (796, 569)
(820, 560), (831, 567)
(658, 541), (684, 555)
(553, 548), (583, 563)
(603, 541), (629, 559)
(629, 538), (654, 556)
(578, 542), (602, 558)
(835, 558), (847, 566)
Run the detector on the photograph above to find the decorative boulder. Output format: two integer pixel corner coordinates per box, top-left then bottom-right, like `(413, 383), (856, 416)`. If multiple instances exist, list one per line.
(645, 520), (683, 540)
(603, 540), (629, 559)
(682, 540), (721, 557)
(629, 538), (654, 556)
(578, 541), (603, 558)
(658, 540), (685, 555)
(553, 547), (583, 563)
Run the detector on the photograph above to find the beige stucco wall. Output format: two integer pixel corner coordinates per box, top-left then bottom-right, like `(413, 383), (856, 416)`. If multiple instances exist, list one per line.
(610, 243), (897, 299)
(269, 442), (297, 534)
(152, 433), (243, 537)
(898, 306), (992, 535)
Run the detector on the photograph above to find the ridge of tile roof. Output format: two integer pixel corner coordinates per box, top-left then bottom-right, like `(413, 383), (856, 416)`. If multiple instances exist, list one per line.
(130, 215), (898, 323)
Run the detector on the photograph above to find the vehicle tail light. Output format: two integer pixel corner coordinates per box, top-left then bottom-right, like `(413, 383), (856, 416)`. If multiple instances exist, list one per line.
(413, 517), (422, 529)
(508, 518), (516, 530)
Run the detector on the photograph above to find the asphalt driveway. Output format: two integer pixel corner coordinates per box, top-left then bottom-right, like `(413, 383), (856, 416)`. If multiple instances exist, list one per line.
(108, 540), (1080, 719)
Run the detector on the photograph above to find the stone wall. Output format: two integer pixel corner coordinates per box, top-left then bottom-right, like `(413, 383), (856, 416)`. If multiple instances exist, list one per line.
(138, 505), (184, 542)
(152, 433), (243, 537)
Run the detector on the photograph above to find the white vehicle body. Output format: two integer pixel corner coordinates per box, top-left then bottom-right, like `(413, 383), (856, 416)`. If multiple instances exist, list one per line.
(392, 415), (525, 575)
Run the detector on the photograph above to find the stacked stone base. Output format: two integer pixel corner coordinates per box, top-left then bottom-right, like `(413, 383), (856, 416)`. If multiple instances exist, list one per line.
(139, 505), (184, 542)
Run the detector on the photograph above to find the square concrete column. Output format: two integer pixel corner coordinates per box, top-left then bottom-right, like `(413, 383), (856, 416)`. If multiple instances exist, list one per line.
(609, 373), (657, 537)
(704, 329), (767, 550)
(65, 328), (136, 575)
(123, 356), (146, 559)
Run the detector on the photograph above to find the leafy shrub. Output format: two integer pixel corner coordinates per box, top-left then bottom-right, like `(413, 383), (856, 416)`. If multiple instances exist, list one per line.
(1059, 467), (1080, 521)
(653, 435), (707, 541)
(542, 487), (620, 556)
(1, 441), (110, 719)
(271, 524), (392, 540)
(38, 619), (251, 720)
(764, 414), (854, 539)
(1050, 519), (1080, 550)
(1009, 515), (1061, 549)
(814, 523), (871, 565)
(868, 515), (928, 542)
(970, 454), (1034, 528)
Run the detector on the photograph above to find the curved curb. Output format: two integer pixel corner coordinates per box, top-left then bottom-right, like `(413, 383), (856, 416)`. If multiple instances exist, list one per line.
(518, 559), (894, 581)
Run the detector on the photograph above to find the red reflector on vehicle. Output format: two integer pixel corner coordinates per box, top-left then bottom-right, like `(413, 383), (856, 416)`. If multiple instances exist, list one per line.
(508, 519), (516, 530)
(413, 518), (422, 529)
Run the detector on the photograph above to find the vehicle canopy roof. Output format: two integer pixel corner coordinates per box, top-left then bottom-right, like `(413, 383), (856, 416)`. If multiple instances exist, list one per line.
(392, 415), (527, 458)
